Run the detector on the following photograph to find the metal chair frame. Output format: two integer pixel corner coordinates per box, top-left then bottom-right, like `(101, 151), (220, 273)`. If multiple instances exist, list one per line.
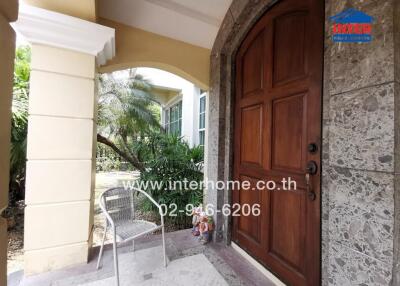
(96, 187), (167, 286)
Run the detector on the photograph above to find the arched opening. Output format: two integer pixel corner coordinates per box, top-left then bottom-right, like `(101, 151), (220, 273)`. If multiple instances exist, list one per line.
(100, 63), (210, 91)
(92, 67), (209, 247)
(96, 17), (212, 92)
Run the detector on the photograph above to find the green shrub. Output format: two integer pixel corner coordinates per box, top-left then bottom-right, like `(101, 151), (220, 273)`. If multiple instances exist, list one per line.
(136, 131), (204, 228)
(96, 144), (123, 172)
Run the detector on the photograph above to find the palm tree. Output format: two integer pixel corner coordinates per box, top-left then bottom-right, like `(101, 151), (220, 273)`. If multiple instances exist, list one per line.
(97, 69), (161, 171)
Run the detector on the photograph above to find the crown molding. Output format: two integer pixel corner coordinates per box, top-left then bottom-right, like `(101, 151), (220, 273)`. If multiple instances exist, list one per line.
(12, 4), (115, 66)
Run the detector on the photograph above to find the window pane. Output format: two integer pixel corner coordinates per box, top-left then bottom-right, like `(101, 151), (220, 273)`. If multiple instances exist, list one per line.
(178, 101), (182, 118)
(166, 113), (169, 123)
(199, 131), (205, 146)
(167, 101), (182, 135)
(172, 106), (177, 121)
(199, 113), (205, 129)
(200, 97), (206, 113)
(171, 122), (176, 135)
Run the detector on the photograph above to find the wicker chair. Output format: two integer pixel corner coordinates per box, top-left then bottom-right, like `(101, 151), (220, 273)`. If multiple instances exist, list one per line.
(96, 187), (167, 286)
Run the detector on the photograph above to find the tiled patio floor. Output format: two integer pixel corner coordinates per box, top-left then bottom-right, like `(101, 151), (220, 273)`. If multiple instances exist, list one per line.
(8, 229), (277, 286)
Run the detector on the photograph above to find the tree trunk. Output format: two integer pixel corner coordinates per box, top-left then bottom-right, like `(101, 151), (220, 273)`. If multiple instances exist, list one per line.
(97, 133), (145, 172)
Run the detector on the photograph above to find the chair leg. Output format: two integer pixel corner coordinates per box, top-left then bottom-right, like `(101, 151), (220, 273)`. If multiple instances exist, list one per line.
(112, 231), (120, 286)
(161, 225), (167, 267)
(96, 224), (107, 270)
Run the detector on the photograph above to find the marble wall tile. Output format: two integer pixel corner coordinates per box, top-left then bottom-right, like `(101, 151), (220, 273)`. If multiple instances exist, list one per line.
(322, 0), (332, 122)
(394, 82), (400, 174)
(207, 117), (226, 157)
(321, 165), (332, 286)
(321, 6), (332, 282)
(329, 1), (394, 94)
(328, 241), (392, 286)
(392, 173), (400, 285)
(206, 153), (219, 183)
(321, 118), (330, 164)
(228, 0), (251, 24)
(394, 81), (400, 284)
(328, 166), (394, 265)
(329, 83), (394, 172)
(211, 9), (235, 56)
(395, 0), (400, 83)
(209, 54), (227, 119)
(229, 0), (277, 29)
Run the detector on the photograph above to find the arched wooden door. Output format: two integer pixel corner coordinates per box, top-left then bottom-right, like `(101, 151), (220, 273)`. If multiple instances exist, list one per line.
(232, 0), (323, 285)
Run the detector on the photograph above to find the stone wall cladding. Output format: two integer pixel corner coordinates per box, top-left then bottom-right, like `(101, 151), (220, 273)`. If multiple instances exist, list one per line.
(393, 0), (400, 284)
(326, 1), (396, 285)
(208, 0), (398, 285)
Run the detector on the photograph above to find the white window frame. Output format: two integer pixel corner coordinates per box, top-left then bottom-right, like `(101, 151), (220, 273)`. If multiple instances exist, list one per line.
(164, 95), (183, 136)
(198, 93), (206, 147)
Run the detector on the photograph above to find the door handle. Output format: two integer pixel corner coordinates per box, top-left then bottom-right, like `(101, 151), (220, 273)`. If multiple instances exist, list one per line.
(305, 160), (318, 201)
(305, 173), (316, 201)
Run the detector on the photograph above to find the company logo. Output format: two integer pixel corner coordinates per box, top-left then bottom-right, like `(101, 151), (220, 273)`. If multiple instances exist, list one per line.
(330, 8), (373, 43)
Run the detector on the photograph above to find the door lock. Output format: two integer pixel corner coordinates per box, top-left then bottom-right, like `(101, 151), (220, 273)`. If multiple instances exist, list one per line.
(306, 160), (318, 175)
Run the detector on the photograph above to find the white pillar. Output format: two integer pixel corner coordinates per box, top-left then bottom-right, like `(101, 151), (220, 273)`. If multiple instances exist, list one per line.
(12, 4), (114, 275)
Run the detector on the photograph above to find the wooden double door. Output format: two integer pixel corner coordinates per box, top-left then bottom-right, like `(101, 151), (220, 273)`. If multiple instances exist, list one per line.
(232, 0), (323, 285)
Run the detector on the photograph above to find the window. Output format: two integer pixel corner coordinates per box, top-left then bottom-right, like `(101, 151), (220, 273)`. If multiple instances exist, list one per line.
(199, 95), (206, 147)
(166, 101), (182, 135)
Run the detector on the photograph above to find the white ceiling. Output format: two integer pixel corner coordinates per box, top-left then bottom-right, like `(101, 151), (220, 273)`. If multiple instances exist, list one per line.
(98, 0), (232, 49)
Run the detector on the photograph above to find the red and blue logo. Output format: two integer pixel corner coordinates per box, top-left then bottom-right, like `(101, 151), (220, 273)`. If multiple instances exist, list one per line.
(330, 8), (373, 43)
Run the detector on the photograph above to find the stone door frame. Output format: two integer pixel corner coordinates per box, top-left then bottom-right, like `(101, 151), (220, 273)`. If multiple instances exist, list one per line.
(206, 0), (400, 285)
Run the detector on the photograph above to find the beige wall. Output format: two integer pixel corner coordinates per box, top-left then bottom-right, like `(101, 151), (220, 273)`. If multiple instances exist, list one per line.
(23, 0), (97, 22)
(24, 44), (97, 275)
(24, 1), (211, 90)
(99, 18), (210, 90)
(152, 86), (180, 106)
(0, 0), (18, 283)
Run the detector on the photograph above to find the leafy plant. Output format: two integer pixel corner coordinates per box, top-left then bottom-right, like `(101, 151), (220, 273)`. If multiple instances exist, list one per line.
(96, 144), (122, 172)
(136, 131), (204, 228)
(97, 70), (161, 171)
(97, 70), (204, 229)
(9, 46), (30, 204)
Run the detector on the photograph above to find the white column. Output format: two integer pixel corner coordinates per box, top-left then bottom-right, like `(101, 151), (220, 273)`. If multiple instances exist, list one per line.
(12, 4), (114, 275)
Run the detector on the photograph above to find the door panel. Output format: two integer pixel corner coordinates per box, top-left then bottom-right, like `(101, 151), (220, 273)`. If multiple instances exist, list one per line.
(237, 176), (262, 243)
(232, 0), (323, 285)
(242, 31), (265, 96)
(273, 12), (307, 85)
(271, 93), (305, 171)
(269, 189), (306, 272)
(240, 104), (264, 166)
